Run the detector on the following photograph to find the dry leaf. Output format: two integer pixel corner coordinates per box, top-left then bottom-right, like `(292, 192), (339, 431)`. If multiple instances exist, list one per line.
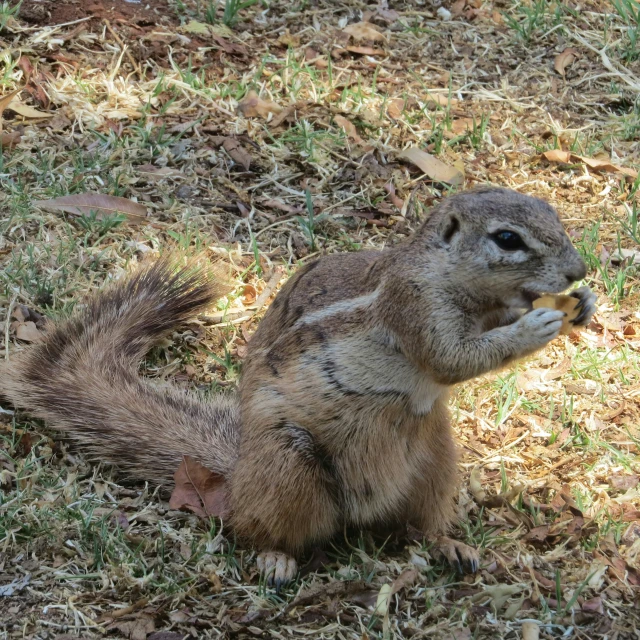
(136, 164), (182, 180)
(0, 131), (21, 147)
(544, 150), (637, 179)
(610, 474), (639, 490)
(577, 154), (638, 179)
(544, 356), (572, 380)
(169, 455), (229, 518)
(111, 615), (155, 640)
(346, 46), (385, 56)
(425, 93), (459, 108)
(181, 19), (210, 35)
(373, 583), (393, 616)
(451, 0), (466, 16)
(15, 321), (42, 343)
(343, 21), (386, 43)
(237, 90), (282, 118)
(260, 198), (302, 214)
(278, 31), (300, 48)
(34, 194), (147, 223)
(390, 568), (418, 594)
(532, 294), (580, 334)
(6, 100), (52, 119)
(398, 146), (464, 186)
(451, 118), (475, 134)
(387, 98), (405, 119)
(0, 89), (20, 131)
(148, 632), (184, 640)
(524, 525), (550, 542)
(522, 621), (539, 640)
(269, 102), (306, 128)
(554, 47), (580, 77)
(334, 115), (364, 144)
(543, 149), (571, 163)
(469, 467), (486, 503)
(581, 596), (604, 615)
(222, 137), (251, 170)
(377, 0), (399, 21)
(383, 182), (404, 209)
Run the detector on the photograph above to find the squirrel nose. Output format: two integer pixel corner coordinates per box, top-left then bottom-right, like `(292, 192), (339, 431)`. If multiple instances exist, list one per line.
(565, 261), (587, 284)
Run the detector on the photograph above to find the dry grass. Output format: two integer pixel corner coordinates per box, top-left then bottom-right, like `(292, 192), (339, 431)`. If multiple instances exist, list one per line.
(0, 0), (639, 638)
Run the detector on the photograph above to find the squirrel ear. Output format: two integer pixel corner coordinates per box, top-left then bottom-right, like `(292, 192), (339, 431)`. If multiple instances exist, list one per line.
(441, 214), (460, 244)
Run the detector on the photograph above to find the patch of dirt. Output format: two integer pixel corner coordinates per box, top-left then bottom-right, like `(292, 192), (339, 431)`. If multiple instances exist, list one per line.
(18, 0), (177, 27)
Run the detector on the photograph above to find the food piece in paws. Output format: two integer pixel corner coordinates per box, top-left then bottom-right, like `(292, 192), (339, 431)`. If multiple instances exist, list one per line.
(532, 294), (580, 334)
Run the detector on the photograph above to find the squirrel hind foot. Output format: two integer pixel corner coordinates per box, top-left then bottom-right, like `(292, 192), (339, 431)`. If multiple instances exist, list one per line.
(431, 536), (480, 575)
(256, 551), (298, 592)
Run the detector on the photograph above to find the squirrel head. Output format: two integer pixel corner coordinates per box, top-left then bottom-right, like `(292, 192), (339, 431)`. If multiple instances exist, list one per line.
(414, 187), (587, 309)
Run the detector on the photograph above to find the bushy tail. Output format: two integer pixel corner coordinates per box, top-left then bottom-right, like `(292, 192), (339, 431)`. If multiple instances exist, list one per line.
(0, 256), (240, 485)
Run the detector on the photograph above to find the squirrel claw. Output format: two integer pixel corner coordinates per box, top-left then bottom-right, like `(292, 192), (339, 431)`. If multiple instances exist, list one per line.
(257, 551), (298, 591)
(431, 536), (480, 575)
(569, 285), (596, 327)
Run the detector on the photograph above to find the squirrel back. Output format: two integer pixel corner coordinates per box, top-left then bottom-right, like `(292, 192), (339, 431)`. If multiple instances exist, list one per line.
(0, 257), (239, 485)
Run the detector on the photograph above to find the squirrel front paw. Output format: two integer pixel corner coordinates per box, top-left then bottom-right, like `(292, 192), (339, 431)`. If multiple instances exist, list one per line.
(513, 307), (565, 352)
(569, 285), (596, 327)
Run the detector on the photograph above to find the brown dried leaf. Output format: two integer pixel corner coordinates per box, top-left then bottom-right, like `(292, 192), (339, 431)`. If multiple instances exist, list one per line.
(34, 194), (147, 223)
(0, 131), (21, 147)
(260, 198), (302, 214)
(425, 93), (459, 108)
(111, 615), (155, 640)
(390, 567), (419, 594)
(383, 182), (404, 209)
(543, 149), (571, 163)
(398, 146), (464, 186)
(0, 89), (20, 129)
(6, 99), (52, 119)
(524, 525), (550, 542)
(469, 467), (486, 503)
(15, 321), (43, 343)
(377, 0), (399, 21)
(182, 19), (210, 35)
(278, 31), (300, 48)
(451, 0), (466, 15)
(343, 21), (386, 42)
(609, 474), (639, 490)
(450, 118), (475, 135)
(576, 154), (638, 179)
(222, 138), (251, 170)
(269, 102), (304, 128)
(169, 455), (229, 519)
(544, 357), (572, 380)
(334, 115), (364, 144)
(346, 46), (385, 56)
(581, 596), (604, 615)
(544, 150), (638, 179)
(237, 90), (282, 118)
(136, 164), (182, 180)
(387, 98), (405, 119)
(554, 47), (580, 77)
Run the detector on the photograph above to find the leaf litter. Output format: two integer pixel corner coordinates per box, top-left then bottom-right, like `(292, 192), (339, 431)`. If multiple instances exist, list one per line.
(0, 0), (638, 638)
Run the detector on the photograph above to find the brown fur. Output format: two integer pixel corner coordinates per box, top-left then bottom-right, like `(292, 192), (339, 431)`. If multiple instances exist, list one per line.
(0, 187), (594, 568)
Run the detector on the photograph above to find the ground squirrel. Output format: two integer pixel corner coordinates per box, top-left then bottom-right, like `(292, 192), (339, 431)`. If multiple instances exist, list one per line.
(0, 186), (596, 588)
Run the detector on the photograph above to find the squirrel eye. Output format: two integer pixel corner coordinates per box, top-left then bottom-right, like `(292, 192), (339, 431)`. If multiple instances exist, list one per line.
(491, 230), (527, 251)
